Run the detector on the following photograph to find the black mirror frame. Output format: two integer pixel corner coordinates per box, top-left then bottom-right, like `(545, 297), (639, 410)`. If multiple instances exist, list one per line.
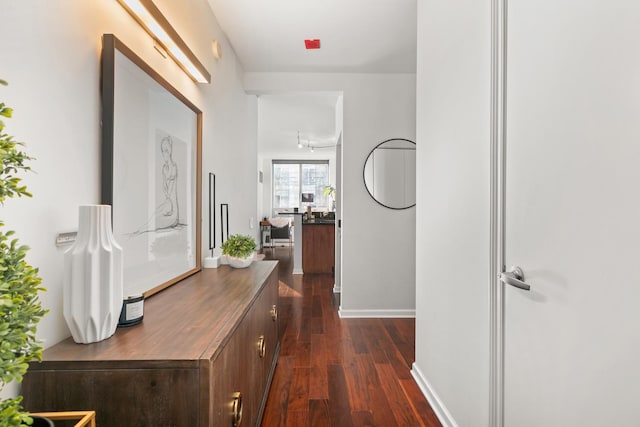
(362, 138), (416, 210)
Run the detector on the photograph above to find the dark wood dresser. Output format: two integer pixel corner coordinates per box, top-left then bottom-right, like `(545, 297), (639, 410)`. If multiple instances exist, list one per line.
(22, 261), (280, 427)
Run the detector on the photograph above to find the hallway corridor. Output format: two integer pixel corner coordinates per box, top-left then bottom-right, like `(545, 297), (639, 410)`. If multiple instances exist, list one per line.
(260, 247), (441, 426)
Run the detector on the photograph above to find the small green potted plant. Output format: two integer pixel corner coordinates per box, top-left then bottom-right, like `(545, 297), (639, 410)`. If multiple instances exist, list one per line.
(0, 80), (49, 426)
(323, 185), (336, 211)
(221, 234), (257, 268)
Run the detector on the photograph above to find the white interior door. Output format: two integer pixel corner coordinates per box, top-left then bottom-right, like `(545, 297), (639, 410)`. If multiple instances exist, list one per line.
(503, 1), (640, 425)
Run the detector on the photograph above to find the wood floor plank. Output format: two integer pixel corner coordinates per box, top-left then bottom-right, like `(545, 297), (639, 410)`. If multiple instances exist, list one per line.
(375, 363), (425, 427)
(356, 353), (381, 389)
(324, 333), (344, 365)
(341, 336), (359, 363)
(285, 306), (302, 338)
(367, 378), (399, 427)
(384, 344), (414, 381)
(310, 334), (328, 368)
(261, 355), (295, 427)
(394, 317), (415, 344)
(281, 329), (299, 357)
(286, 410), (309, 427)
(351, 410), (377, 427)
(294, 341), (311, 368)
(308, 366), (329, 401)
(288, 367), (311, 412)
(321, 317), (342, 349)
(361, 321), (392, 364)
(343, 356), (370, 411)
(383, 318), (415, 367)
(399, 378), (443, 427)
(347, 321), (369, 355)
(309, 334), (329, 399)
(309, 399), (331, 427)
(327, 364), (355, 427)
(312, 295), (323, 317)
(311, 275), (325, 296)
(298, 319), (311, 342)
(311, 316), (324, 334)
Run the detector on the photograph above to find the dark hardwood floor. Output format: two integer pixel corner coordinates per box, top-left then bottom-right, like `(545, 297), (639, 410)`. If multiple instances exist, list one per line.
(260, 247), (442, 427)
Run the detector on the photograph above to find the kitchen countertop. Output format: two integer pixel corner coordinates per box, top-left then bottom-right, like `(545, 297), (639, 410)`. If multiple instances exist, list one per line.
(303, 219), (335, 225)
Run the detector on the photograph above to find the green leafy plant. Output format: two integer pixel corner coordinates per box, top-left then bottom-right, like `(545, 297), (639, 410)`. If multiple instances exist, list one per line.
(323, 185), (335, 199)
(323, 185), (336, 211)
(0, 80), (47, 427)
(221, 234), (257, 259)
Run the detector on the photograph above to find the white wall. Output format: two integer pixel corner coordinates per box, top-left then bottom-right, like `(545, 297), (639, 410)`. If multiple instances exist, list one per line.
(246, 73), (416, 316)
(0, 0), (257, 398)
(413, 1), (491, 426)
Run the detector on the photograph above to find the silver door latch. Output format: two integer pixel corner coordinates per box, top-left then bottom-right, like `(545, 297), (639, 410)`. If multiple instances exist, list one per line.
(499, 266), (531, 291)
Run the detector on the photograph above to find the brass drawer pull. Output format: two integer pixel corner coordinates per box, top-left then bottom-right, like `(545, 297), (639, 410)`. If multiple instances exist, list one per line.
(258, 335), (266, 358)
(232, 391), (243, 426)
(270, 304), (278, 322)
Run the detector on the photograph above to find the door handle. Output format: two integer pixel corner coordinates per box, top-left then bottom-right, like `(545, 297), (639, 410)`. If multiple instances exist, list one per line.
(499, 266), (530, 291)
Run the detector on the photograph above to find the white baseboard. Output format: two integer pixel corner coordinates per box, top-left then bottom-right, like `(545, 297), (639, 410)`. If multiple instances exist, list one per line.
(338, 308), (415, 318)
(333, 283), (341, 293)
(411, 363), (458, 427)
(292, 268), (303, 275)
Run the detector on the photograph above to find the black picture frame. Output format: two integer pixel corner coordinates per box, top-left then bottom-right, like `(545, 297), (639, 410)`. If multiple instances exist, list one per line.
(221, 203), (229, 244)
(208, 172), (216, 254)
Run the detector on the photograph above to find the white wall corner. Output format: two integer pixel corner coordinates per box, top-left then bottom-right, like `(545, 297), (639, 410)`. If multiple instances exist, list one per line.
(411, 363), (459, 427)
(337, 308), (415, 318)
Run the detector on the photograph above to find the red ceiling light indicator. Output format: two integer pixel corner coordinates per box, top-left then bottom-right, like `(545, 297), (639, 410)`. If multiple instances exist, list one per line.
(304, 39), (321, 49)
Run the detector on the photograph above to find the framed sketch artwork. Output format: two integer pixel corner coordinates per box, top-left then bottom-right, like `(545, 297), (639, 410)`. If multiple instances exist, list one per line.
(101, 34), (202, 297)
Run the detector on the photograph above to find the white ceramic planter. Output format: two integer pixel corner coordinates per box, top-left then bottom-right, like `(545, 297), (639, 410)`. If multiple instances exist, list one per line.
(227, 253), (254, 268)
(63, 205), (123, 344)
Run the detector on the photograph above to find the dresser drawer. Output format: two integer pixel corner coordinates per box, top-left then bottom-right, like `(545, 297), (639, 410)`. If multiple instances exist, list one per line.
(209, 271), (279, 427)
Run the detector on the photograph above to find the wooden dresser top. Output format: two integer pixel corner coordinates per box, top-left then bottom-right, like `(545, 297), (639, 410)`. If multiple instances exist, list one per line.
(32, 261), (278, 368)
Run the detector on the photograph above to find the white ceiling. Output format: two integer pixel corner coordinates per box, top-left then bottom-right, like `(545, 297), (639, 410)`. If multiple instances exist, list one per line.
(205, 0), (417, 155)
(258, 93), (341, 157)
(206, 0), (417, 73)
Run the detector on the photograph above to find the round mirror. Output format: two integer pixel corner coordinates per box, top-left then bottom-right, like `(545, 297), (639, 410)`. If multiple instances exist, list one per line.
(363, 138), (416, 210)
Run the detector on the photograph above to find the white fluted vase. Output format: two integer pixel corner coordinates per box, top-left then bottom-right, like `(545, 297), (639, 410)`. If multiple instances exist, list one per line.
(63, 205), (123, 344)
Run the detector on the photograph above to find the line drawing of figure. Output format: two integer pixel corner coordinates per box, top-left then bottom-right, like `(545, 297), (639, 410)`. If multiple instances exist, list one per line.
(159, 136), (179, 226)
(133, 135), (183, 235)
